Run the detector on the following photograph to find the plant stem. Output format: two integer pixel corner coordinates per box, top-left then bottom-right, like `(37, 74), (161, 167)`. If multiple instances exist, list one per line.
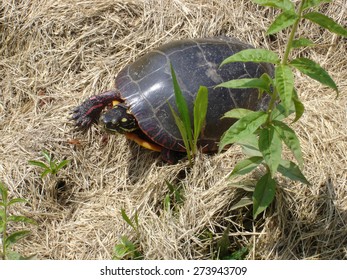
(1, 204), (7, 260)
(282, 0), (306, 64)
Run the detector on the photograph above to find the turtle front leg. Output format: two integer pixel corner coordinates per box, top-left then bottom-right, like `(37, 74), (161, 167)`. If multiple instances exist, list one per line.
(72, 90), (119, 129)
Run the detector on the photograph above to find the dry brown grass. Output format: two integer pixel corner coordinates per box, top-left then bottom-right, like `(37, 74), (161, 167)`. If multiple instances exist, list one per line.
(1, 0), (346, 260)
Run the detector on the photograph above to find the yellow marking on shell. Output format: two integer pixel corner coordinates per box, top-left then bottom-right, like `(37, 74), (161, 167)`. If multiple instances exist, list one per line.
(125, 133), (162, 152)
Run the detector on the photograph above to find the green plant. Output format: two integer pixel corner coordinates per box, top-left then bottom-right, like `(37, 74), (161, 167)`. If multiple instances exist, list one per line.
(217, 0), (346, 218)
(0, 181), (37, 260)
(113, 209), (143, 260)
(169, 63), (208, 165)
(28, 150), (70, 178)
(163, 180), (184, 213)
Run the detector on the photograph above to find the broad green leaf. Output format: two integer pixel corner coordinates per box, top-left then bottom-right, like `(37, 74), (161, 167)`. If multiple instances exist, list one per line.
(292, 89), (305, 123)
(7, 215), (37, 225)
(275, 64), (294, 115)
(302, 0), (331, 10)
(0, 209), (5, 220)
(8, 198), (28, 206)
(229, 156), (264, 178)
(220, 49), (280, 66)
(219, 111), (268, 152)
(237, 133), (262, 157)
(0, 181), (8, 202)
(303, 12), (347, 37)
(223, 108), (255, 119)
(170, 63), (193, 145)
(272, 103), (294, 121)
(252, 172), (276, 218)
(251, 0), (294, 12)
(290, 57), (338, 93)
(5, 230), (31, 248)
(121, 208), (136, 231)
(278, 160), (310, 185)
(0, 202), (4, 208)
(193, 86), (208, 150)
(169, 102), (191, 160)
(258, 126), (282, 177)
(0, 221), (4, 232)
(28, 160), (49, 170)
(267, 11), (299, 35)
(217, 77), (270, 92)
(292, 38), (315, 49)
(273, 120), (303, 167)
(56, 160), (70, 171)
(229, 197), (253, 211)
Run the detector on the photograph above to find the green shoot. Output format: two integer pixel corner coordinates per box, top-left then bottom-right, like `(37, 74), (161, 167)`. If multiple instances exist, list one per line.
(28, 150), (70, 178)
(169, 63), (208, 165)
(0, 181), (37, 260)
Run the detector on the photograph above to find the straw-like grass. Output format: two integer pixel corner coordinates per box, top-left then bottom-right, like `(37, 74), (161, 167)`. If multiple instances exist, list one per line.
(0, 0), (346, 259)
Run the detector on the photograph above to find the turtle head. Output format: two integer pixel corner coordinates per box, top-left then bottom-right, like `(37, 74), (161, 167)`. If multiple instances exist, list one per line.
(99, 104), (137, 133)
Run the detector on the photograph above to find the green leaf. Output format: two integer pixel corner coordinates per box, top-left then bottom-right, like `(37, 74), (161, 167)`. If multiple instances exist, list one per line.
(193, 86), (208, 150)
(292, 38), (315, 49)
(8, 198), (28, 206)
(170, 63), (193, 145)
(229, 156), (264, 178)
(275, 64), (294, 115)
(28, 160), (49, 170)
(252, 172), (276, 218)
(0, 209), (5, 221)
(237, 132), (262, 157)
(168, 102), (191, 160)
(303, 12), (347, 37)
(41, 150), (52, 163)
(0, 181), (8, 202)
(5, 230), (31, 248)
(229, 197), (253, 211)
(219, 111), (268, 152)
(278, 160), (310, 185)
(251, 0), (295, 12)
(290, 57), (338, 93)
(217, 77), (271, 92)
(40, 169), (51, 178)
(302, 0), (331, 10)
(121, 208), (136, 231)
(258, 126), (282, 177)
(223, 108), (255, 120)
(292, 89), (305, 123)
(267, 11), (299, 35)
(56, 159), (70, 171)
(273, 120), (303, 168)
(220, 49), (280, 66)
(7, 215), (37, 225)
(217, 224), (231, 259)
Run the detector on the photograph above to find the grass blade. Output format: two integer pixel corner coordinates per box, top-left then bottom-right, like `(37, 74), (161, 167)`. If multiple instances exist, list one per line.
(170, 63), (193, 146)
(28, 160), (49, 170)
(193, 86), (208, 151)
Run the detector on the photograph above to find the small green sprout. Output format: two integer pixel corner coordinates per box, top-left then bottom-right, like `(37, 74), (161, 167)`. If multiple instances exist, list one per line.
(0, 181), (37, 260)
(28, 150), (70, 178)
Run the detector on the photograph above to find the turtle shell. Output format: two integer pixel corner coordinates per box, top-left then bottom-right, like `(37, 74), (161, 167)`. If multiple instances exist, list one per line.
(114, 38), (273, 152)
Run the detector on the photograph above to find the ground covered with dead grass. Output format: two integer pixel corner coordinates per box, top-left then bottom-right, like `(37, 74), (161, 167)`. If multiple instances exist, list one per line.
(1, 0), (346, 260)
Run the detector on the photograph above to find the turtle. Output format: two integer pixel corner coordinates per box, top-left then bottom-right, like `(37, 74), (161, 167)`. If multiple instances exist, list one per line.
(72, 38), (274, 163)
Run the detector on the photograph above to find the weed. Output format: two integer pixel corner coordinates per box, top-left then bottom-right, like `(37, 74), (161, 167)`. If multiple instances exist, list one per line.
(0, 181), (37, 260)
